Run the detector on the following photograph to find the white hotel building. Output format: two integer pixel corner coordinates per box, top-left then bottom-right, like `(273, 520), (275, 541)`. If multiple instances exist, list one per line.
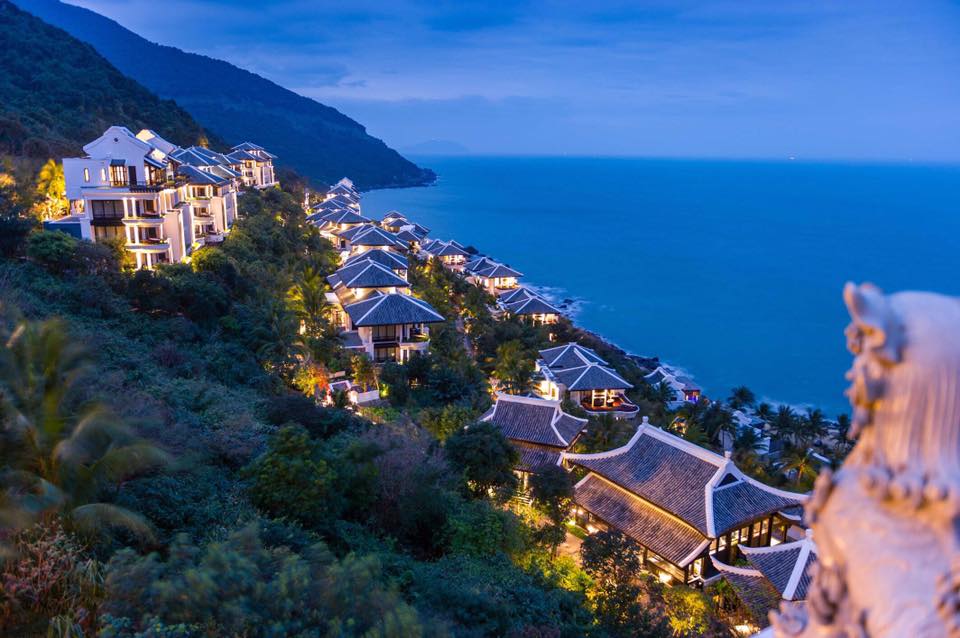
(49, 126), (277, 269)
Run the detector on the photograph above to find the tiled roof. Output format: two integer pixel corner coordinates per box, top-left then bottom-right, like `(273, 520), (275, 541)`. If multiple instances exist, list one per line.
(482, 394), (586, 448)
(505, 296), (562, 317)
(514, 444), (562, 472)
(552, 363), (633, 391)
(499, 286), (537, 305)
(395, 229), (420, 242)
(710, 560), (782, 627)
(343, 249), (408, 272)
(339, 330), (365, 349)
(575, 475), (708, 566)
(177, 165), (229, 186)
(713, 480), (805, 535)
(347, 226), (406, 248)
(465, 256), (498, 274)
(434, 241), (470, 258)
(474, 262), (523, 279)
(381, 210), (406, 223)
(321, 209), (370, 225)
(328, 261), (409, 290)
(741, 534), (818, 601)
(344, 293), (444, 327)
(227, 149), (259, 162)
(539, 343), (608, 369)
(564, 421), (806, 537)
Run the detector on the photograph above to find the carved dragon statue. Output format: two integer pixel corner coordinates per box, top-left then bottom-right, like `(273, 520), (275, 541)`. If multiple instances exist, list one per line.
(770, 283), (960, 637)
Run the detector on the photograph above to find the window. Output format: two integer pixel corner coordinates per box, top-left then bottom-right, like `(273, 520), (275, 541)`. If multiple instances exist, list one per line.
(83, 168), (90, 182)
(372, 325), (398, 342)
(93, 225), (123, 241)
(374, 345), (398, 363)
(100, 168), (107, 181)
(90, 200), (123, 221)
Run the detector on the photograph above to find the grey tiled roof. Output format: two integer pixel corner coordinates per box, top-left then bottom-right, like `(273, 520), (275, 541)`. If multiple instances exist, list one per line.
(553, 364), (633, 391)
(515, 444), (563, 472)
(322, 209), (370, 224)
(499, 287), (537, 305)
(714, 566), (781, 627)
(713, 481), (805, 536)
(434, 241), (470, 258)
(329, 261), (409, 290)
(576, 475), (706, 566)
(486, 399), (563, 447)
(177, 165), (229, 185)
(348, 226), (406, 248)
(747, 546), (800, 595)
(339, 330), (365, 349)
(344, 293), (444, 327)
(343, 249), (408, 272)
(475, 263), (523, 278)
(395, 229), (420, 242)
(505, 296), (562, 316)
(539, 343), (607, 368)
(571, 432), (716, 534)
(793, 555), (816, 599)
(483, 395), (586, 448)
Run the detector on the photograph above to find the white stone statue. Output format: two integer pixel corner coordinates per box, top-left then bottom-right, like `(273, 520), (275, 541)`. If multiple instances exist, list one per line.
(770, 282), (960, 638)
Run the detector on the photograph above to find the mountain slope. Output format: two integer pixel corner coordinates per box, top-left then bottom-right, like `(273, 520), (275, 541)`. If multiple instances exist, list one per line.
(15, 0), (435, 190)
(0, 0), (216, 158)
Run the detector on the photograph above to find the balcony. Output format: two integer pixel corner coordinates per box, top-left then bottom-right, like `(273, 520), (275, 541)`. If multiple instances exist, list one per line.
(127, 236), (170, 253)
(122, 211), (164, 226)
(107, 178), (185, 192)
(581, 395), (639, 420)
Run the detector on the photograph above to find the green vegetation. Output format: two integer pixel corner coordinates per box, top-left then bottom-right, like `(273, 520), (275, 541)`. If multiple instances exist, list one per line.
(0, 0), (216, 158)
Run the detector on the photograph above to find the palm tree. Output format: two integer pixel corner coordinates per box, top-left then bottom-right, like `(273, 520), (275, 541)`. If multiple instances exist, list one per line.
(755, 402), (774, 424)
(286, 266), (330, 337)
(802, 408), (828, 447)
(654, 381), (675, 405)
(782, 447), (818, 488)
(727, 386), (756, 410)
(770, 405), (798, 445)
(492, 340), (535, 395)
(0, 318), (166, 540)
(351, 354), (378, 393)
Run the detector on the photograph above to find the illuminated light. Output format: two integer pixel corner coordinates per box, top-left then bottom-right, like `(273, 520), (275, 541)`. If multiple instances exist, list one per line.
(658, 572), (673, 584)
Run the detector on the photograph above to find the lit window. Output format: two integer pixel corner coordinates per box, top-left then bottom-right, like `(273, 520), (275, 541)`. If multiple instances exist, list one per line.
(100, 168), (107, 181)
(83, 168), (90, 182)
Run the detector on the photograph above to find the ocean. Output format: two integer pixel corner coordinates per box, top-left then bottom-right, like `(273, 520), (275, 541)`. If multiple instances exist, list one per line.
(362, 156), (960, 416)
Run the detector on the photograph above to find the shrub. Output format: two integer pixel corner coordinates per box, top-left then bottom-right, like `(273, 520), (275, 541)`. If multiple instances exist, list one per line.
(0, 521), (103, 637)
(99, 526), (426, 638)
(444, 499), (525, 558)
(244, 425), (336, 528)
(445, 421), (519, 500)
(26, 230), (78, 274)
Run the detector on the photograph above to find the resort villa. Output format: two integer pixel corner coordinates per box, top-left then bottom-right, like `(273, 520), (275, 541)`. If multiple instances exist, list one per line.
(336, 224), (407, 258)
(711, 531), (817, 629)
(50, 126), (276, 269)
(536, 343), (639, 418)
(499, 287), (563, 326)
(342, 249), (409, 279)
(227, 142), (278, 189)
(465, 256), (523, 296)
(421, 239), (471, 271)
(481, 393), (588, 489)
(562, 418), (806, 587)
(644, 366), (702, 407)
(338, 292), (445, 363)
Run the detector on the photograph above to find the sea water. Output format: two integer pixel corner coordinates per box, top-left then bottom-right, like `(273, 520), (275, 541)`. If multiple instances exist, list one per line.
(363, 156), (960, 416)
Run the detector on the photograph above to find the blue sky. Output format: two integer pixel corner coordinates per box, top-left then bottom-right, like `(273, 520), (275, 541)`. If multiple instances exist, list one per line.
(70, 0), (960, 160)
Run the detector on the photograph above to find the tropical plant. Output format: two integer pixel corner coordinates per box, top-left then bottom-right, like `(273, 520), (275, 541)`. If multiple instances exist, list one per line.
(727, 386), (755, 410)
(444, 420), (518, 501)
(286, 265), (330, 337)
(32, 159), (67, 220)
(0, 318), (167, 540)
(529, 464), (574, 555)
(351, 353), (378, 392)
(491, 340), (535, 395)
(770, 405), (798, 445)
(782, 446), (818, 488)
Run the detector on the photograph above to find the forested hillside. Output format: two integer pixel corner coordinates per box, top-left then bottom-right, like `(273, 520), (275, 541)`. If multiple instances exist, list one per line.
(15, 0), (436, 190)
(0, 0), (215, 158)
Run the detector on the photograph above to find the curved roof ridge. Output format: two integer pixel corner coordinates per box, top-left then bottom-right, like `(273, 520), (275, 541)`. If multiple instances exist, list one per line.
(709, 555), (764, 578)
(562, 416), (652, 462)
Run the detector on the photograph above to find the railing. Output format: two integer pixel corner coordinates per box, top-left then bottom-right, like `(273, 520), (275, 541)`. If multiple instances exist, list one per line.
(108, 178), (186, 192)
(581, 396), (640, 414)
